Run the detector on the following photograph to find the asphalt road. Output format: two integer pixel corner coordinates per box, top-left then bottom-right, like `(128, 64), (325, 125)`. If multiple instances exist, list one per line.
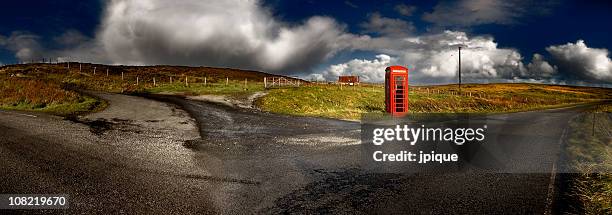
(0, 93), (602, 214)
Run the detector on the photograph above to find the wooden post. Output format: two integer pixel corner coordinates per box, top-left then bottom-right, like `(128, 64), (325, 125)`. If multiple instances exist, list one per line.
(185, 76), (188, 86)
(93, 67), (96, 75)
(170, 76), (172, 83)
(79, 64), (81, 72)
(121, 72), (124, 80)
(244, 78), (247, 88)
(106, 68), (109, 76)
(226, 77), (229, 85)
(204, 77), (207, 86)
(153, 77), (156, 86)
(137, 77), (139, 85)
(592, 112), (596, 136)
(264, 77), (267, 88)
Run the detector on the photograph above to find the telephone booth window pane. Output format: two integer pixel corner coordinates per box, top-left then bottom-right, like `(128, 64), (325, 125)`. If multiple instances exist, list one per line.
(394, 76), (406, 112)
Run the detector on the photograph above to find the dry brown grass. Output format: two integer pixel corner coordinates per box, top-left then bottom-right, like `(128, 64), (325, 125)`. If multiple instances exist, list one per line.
(0, 76), (103, 115)
(0, 77), (80, 108)
(0, 62), (294, 115)
(563, 110), (612, 214)
(0, 63), (291, 93)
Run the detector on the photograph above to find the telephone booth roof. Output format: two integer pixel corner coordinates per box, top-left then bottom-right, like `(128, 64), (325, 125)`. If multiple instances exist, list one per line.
(386, 65), (409, 73)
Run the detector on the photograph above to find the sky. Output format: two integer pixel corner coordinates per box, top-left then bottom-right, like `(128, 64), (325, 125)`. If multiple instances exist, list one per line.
(1, 0), (611, 86)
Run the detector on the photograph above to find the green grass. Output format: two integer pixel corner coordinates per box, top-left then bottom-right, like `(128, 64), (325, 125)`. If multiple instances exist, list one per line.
(257, 84), (383, 119)
(258, 83), (612, 120)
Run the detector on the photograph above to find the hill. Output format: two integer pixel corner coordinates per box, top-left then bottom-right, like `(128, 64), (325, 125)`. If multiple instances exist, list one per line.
(0, 63), (297, 115)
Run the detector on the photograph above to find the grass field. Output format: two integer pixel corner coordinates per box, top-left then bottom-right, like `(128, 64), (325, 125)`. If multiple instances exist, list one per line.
(563, 106), (612, 214)
(0, 63), (283, 114)
(0, 77), (104, 116)
(258, 83), (612, 120)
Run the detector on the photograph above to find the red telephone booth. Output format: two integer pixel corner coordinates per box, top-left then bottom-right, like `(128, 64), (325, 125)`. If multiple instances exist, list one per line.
(385, 66), (409, 116)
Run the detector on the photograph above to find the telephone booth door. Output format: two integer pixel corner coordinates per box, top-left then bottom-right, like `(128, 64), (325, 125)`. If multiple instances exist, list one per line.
(385, 66), (409, 116)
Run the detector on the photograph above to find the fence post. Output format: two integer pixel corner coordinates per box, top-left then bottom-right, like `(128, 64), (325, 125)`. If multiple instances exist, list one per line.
(226, 77), (229, 85)
(153, 77), (156, 86)
(106, 68), (109, 76)
(185, 76), (188, 86)
(204, 77), (207, 86)
(121, 72), (124, 81)
(137, 76), (139, 85)
(93, 67), (96, 75)
(244, 78), (247, 88)
(79, 64), (82, 72)
(170, 76), (172, 83)
(264, 77), (267, 88)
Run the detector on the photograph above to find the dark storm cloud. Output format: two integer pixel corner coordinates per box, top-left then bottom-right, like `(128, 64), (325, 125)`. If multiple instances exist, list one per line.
(422, 0), (557, 27)
(394, 4), (417, 17)
(0, 32), (44, 62)
(95, 0), (349, 73)
(360, 13), (415, 37)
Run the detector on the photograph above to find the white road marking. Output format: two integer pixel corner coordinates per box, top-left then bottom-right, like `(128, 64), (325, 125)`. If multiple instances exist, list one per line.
(0, 110), (37, 118)
(544, 127), (567, 215)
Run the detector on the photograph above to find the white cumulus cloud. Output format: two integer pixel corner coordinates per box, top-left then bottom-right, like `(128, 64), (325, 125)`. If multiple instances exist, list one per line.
(524, 53), (556, 78)
(312, 54), (393, 82)
(546, 40), (612, 82)
(330, 31), (525, 84)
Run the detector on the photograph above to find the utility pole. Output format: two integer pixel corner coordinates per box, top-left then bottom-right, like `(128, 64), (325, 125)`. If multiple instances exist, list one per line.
(458, 46), (462, 91)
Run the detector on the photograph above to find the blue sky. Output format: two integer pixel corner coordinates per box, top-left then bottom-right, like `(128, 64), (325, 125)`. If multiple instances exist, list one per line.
(1, 0), (611, 85)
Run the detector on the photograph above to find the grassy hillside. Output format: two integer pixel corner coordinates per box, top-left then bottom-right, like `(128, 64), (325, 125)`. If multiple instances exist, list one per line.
(0, 77), (104, 116)
(0, 63), (291, 93)
(257, 83), (612, 120)
(0, 63), (289, 115)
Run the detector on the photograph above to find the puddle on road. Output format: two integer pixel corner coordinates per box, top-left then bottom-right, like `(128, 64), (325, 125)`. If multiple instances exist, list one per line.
(64, 115), (115, 136)
(183, 139), (203, 150)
